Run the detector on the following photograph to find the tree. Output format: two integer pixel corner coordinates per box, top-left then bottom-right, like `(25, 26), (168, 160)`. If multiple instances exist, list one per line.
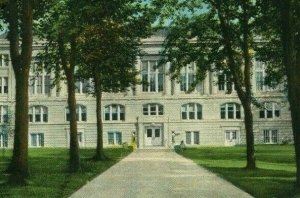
(77, 0), (155, 160)
(255, 0), (300, 186)
(37, 0), (81, 172)
(5, 0), (33, 183)
(157, 0), (257, 169)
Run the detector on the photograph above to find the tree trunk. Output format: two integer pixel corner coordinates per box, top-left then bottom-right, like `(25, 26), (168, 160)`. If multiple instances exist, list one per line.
(215, 1), (256, 169)
(279, 0), (300, 187)
(7, 0), (33, 184)
(94, 74), (106, 160)
(59, 37), (81, 172)
(241, 1), (256, 169)
(9, 71), (30, 184)
(242, 100), (256, 169)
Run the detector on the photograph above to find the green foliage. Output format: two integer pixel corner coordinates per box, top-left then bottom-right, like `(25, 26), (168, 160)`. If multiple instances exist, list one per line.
(180, 145), (298, 198)
(0, 148), (133, 197)
(77, 0), (156, 93)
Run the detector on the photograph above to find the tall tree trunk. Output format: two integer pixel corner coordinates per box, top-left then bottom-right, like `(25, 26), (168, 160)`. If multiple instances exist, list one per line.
(279, 0), (300, 187)
(241, 1), (256, 169)
(7, 0), (33, 183)
(94, 73), (106, 160)
(214, 1), (256, 169)
(59, 37), (80, 172)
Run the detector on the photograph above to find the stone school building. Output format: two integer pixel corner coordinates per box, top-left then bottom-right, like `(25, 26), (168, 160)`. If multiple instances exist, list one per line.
(0, 33), (293, 149)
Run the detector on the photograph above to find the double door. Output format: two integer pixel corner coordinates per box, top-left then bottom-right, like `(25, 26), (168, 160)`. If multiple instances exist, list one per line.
(145, 127), (162, 146)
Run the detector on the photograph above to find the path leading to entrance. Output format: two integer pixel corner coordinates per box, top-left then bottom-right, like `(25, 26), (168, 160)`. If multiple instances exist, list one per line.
(70, 150), (253, 198)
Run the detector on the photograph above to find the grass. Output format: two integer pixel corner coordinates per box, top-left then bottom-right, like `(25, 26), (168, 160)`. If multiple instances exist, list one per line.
(0, 147), (133, 198)
(179, 145), (299, 198)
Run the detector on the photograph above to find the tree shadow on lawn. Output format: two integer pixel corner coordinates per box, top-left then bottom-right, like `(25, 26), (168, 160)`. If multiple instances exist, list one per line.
(207, 166), (297, 198)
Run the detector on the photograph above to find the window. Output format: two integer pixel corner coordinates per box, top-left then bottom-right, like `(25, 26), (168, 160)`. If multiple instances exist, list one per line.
(66, 105), (87, 122)
(259, 102), (280, 119)
(108, 132), (122, 145)
(255, 61), (276, 91)
(30, 133), (44, 147)
(75, 80), (90, 94)
(0, 54), (9, 67)
(78, 132), (84, 147)
(220, 103), (241, 119)
(141, 60), (164, 92)
(0, 77), (8, 94)
(29, 62), (51, 95)
(180, 63), (203, 93)
(0, 105), (8, 123)
(181, 103), (202, 120)
(263, 129), (278, 144)
(218, 73), (234, 92)
(0, 133), (8, 148)
(225, 130), (237, 141)
(104, 104), (125, 121)
(29, 106), (48, 123)
(143, 103), (163, 115)
(186, 131), (200, 145)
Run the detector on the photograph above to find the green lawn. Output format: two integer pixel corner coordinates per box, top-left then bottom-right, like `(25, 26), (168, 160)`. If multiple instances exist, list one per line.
(179, 145), (299, 198)
(0, 147), (133, 198)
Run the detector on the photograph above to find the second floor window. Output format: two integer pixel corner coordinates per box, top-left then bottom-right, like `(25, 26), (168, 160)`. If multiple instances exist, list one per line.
(66, 105), (87, 122)
(104, 104), (125, 121)
(259, 102), (280, 118)
(143, 103), (163, 115)
(142, 60), (164, 92)
(181, 103), (202, 120)
(220, 103), (241, 119)
(0, 77), (8, 94)
(29, 106), (48, 123)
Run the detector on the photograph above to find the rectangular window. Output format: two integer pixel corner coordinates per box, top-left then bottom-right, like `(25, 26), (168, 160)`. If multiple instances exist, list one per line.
(0, 77), (8, 94)
(264, 129), (278, 144)
(30, 133), (44, 147)
(186, 131), (200, 145)
(108, 132), (122, 145)
(141, 60), (164, 92)
(0, 54), (9, 67)
(0, 133), (8, 148)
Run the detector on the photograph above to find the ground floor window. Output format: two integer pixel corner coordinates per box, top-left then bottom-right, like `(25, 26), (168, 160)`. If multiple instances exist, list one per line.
(30, 133), (44, 147)
(0, 133), (8, 147)
(78, 132), (84, 147)
(108, 131), (122, 145)
(264, 129), (278, 144)
(224, 130), (240, 146)
(225, 130), (237, 141)
(186, 131), (199, 145)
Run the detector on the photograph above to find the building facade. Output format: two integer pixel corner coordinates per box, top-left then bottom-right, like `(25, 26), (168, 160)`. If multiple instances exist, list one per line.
(0, 33), (293, 149)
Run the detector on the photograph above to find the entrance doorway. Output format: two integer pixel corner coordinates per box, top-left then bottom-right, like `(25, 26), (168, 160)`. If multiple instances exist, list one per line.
(145, 127), (163, 146)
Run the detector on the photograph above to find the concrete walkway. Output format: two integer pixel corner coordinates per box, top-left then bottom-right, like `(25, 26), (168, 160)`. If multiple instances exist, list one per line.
(70, 150), (253, 198)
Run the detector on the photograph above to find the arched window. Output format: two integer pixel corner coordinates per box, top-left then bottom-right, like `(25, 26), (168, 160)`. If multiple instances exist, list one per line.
(220, 103), (241, 119)
(259, 102), (280, 118)
(181, 103), (202, 120)
(29, 106), (48, 123)
(104, 104), (125, 121)
(143, 103), (163, 116)
(66, 105), (87, 122)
